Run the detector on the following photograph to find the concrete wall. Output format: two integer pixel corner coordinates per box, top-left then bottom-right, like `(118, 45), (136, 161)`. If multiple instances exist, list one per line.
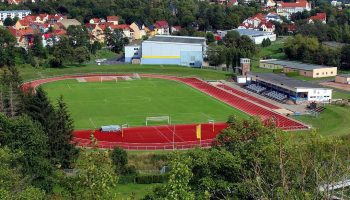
(260, 62), (283, 69)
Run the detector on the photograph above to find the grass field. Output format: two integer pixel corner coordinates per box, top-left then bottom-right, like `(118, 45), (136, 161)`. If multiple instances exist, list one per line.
(42, 77), (247, 129)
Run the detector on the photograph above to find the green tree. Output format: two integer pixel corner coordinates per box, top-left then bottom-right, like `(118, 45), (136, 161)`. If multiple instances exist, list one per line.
(67, 25), (89, 48)
(31, 34), (47, 59)
(111, 146), (128, 174)
(51, 37), (74, 67)
(0, 114), (54, 191)
(74, 46), (90, 64)
(51, 96), (79, 168)
(73, 149), (118, 199)
(206, 44), (227, 66)
(105, 28), (129, 53)
(3, 17), (14, 26)
(205, 32), (215, 44)
(0, 147), (46, 200)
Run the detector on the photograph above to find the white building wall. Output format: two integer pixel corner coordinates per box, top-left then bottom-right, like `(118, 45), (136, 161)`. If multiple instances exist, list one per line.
(296, 88), (332, 102)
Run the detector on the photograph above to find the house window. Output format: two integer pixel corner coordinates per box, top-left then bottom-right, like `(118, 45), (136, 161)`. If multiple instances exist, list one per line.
(134, 52), (138, 56)
(331, 71), (333, 74)
(134, 48), (138, 50)
(316, 73), (319, 75)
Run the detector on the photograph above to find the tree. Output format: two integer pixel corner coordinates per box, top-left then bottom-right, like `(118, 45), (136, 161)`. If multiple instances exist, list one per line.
(341, 44), (350, 69)
(3, 17), (14, 26)
(73, 149), (118, 199)
(145, 152), (195, 200)
(0, 114), (54, 191)
(206, 44), (227, 66)
(105, 28), (129, 53)
(223, 31), (240, 48)
(205, 32), (215, 44)
(0, 147), (46, 200)
(31, 34), (47, 59)
(51, 37), (74, 67)
(74, 46), (90, 64)
(111, 146), (128, 174)
(51, 96), (79, 168)
(67, 25), (89, 48)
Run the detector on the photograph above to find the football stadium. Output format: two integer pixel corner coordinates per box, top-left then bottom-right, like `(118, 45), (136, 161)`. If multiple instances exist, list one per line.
(22, 74), (308, 150)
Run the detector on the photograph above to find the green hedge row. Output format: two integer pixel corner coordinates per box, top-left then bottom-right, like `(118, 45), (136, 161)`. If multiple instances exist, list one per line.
(118, 174), (168, 184)
(286, 71), (299, 77)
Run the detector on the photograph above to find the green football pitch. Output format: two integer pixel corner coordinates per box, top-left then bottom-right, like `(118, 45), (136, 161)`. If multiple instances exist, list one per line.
(42, 78), (248, 129)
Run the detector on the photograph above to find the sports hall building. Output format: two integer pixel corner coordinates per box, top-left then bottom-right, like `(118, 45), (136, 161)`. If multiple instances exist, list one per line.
(247, 73), (332, 103)
(125, 35), (206, 67)
(259, 59), (337, 78)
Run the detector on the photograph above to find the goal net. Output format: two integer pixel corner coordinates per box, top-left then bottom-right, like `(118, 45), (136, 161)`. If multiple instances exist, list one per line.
(146, 116), (170, 126)
(99, 76), (118, 83)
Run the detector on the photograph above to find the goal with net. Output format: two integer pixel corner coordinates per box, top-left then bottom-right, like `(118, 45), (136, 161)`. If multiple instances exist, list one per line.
(145, 116), (170, 126)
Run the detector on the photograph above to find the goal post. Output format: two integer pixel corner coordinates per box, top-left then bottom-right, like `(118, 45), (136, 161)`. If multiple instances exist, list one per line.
(146, 116), (170, 126)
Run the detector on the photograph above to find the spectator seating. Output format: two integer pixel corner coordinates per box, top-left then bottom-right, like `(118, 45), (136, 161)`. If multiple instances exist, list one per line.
(265, 91), (288, 102)
(246, 84), (266, 93)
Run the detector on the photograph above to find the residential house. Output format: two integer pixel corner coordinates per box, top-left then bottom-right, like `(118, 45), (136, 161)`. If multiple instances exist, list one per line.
(89, 18), (106, 24)
(107, 16), (119, 25)
(239, 13), (276, 32)
(171, 26), (182, 33)
(8, 27), (34, 49)
(258, 21), (275, 32)
(59, 19), (81, 29)
(30, 22), (50, 33)
(276, 0), (312, 20)
(265, 12), (282, 23)
(144, 24), (156, 36)
(129, 22), (146, 40)
(86, 23), (106, 43)
(308, 13), (327, 24)
(265, 0), (276, 7)
(14, 19), (31, 30)
(0, 10), (31, 21)
(0, 20), (3, 26)
(110, 24), (133, 39)
(154, 20), (170, 35)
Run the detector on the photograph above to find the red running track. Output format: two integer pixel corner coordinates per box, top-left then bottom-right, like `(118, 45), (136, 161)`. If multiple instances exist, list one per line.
(22, 74), (308, 150)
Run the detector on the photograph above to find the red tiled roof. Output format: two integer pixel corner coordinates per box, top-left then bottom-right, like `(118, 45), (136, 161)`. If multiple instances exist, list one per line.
(279, 0), (309, 8)
(309, 13), (326, 21)
(107, 16), (119, 22)
(154, 20), (169, 28)
(18, 19), (30, 26)
(110, 24), (130, 30)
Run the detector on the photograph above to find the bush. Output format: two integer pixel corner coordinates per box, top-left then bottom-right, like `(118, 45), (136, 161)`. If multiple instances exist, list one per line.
(135, 174), (168, 184)
(118, 174), (168, 184)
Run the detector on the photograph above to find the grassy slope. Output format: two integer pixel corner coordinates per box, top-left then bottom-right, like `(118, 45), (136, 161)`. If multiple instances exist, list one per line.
(294, 105), (350, 136)
(42, 78), (248, 129)
(19, 64), (230, 81)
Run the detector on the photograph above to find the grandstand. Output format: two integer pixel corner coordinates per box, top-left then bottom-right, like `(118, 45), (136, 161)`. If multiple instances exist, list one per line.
(247, 73), (333, 103)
